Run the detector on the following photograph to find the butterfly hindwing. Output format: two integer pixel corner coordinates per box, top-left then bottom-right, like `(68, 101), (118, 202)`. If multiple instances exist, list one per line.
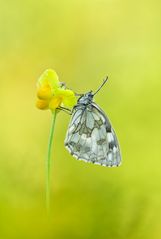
(65, 103), (121, 167)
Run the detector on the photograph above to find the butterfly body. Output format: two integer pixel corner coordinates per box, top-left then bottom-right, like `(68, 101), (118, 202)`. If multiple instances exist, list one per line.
(65, 85), (121, 167)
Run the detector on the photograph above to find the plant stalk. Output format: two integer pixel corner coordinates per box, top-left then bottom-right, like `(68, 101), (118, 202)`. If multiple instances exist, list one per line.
(46, 110), (57, 214)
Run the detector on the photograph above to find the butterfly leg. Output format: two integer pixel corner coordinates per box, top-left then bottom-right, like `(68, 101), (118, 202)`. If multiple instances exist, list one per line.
(57, 106), (72, 115)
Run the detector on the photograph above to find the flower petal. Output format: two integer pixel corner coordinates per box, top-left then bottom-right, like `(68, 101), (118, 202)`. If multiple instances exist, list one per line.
(37, 84), (53, 100)
(54, 88), (77, 107)
(54, 88), (73, 96)
(62, 94), (77, 107)
(36, 99), (49, 110)
(38, 69), (59, 89)
(49, 96), (63, 110)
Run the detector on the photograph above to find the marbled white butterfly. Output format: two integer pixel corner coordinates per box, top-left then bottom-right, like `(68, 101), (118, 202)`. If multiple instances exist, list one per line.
(65, 78), (121, 167)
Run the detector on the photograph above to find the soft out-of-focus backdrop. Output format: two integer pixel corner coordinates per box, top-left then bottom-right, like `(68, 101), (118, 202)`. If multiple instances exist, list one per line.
(0, 0), (161, 238)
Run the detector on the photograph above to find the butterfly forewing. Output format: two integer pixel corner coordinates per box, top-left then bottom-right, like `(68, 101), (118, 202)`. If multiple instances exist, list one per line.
(65, 102), (121, 167)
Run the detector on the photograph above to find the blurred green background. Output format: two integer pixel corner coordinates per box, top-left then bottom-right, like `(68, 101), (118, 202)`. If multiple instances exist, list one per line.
(0, 0), (161, 238)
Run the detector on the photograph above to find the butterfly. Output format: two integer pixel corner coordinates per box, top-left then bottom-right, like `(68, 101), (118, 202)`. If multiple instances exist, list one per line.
(64, 78), (121, 167)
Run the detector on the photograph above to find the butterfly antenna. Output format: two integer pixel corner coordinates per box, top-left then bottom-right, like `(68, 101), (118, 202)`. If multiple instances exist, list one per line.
(93, 76), (108, 96)
(74, 92), (84, 97)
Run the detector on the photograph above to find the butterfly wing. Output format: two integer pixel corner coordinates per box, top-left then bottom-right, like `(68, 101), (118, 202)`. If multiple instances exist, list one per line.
(65, 103), (121, 167)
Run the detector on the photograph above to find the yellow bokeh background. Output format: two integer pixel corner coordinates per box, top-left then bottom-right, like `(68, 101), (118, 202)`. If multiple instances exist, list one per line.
(1, 0), (161, 238)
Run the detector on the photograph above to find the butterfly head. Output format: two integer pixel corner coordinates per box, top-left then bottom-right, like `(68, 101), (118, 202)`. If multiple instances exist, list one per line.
(77, 91), (94, 105)
(76, 77), (108, 106)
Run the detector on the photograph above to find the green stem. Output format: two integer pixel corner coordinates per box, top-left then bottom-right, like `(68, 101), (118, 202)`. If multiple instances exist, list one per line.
(46, 110), (57, 214)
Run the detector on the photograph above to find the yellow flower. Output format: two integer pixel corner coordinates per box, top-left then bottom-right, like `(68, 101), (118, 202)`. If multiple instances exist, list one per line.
(36, 69), (77, 111)
(37, 68), (59, 89)
(36, 99), (49, 110)
(37, 84), (53, 100)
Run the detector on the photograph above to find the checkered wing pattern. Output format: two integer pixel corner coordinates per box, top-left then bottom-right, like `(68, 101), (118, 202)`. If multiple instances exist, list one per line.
(65, 103), (121, 167)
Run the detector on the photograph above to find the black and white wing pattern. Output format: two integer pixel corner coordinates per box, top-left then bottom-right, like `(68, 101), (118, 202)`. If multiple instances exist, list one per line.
(65, 103), (121, 167)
